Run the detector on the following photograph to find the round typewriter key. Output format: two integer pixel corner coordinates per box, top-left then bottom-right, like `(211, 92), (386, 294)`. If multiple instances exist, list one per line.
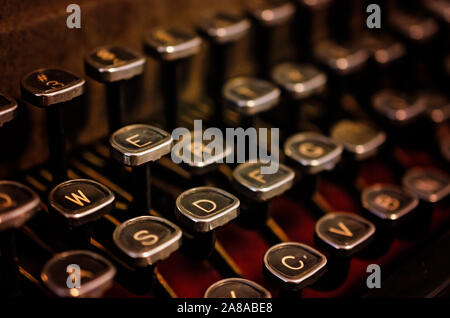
(263, 242), (327, 294)
(85, 46), (146, 133)
(21, 68), (86, 184)
(41, 250), (116, 298)
(272, 63), (327, 100)
(232, 161), (294, 228)
(175, 186), (240, 258)
(0, 181), (41, 232)
(314, 211), (375, 289)
(372, 90), (426, 126)
(0, 93), (18, 127)
(284, 132), (343, 175)
(314, 41), (369, 77)
(389, 10), (439, 44)
(314, 40), (369, 108)
(204, 278), (271, 298)
(197, 11), (251, 44)
(0, 181), (40, 297)
(388, 9), (440, 90)
(402, 168), (450, 203)
(223, 76), (280, 130)
(223, 77), (280, 116)
(144, 27), (202, 130)
(246, 0), (296, 76)
(196, 11), (251, 124)
(247, 0), (295, 27)
(171, 129), (233, 176)
(315, 212), (375, 257)
(110, 124), (173, 213)
(284, 132), (343, 205)
(361, 183), (419, 224)
(113, 216), (182, 267)
(175, 187), (240, 233)
(362, 33), (407, 90)
(329, 120), (387, 191)
(49, 179), (115, 227)
(331, 120), (386, 162)
(270, 63), (328, 133)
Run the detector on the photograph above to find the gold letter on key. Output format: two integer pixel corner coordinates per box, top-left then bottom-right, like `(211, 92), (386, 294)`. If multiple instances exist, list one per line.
(133, 230), (159, 246)
(281, 256), (305, 271)
(192, 199), (217, 213)
(65, 190), (91, 207)
(126, 134), (152, 148)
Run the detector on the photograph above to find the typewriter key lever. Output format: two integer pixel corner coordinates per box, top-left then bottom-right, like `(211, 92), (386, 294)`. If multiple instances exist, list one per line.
(21, 68), (86, 184)
(110, 124), (173, 213)
(246, 0), (296, 76)
(144, 28), (202, 130)
(0, 93), (18, 127)
(232, 161), (294, 228)
(175, 186), (240, 258)
(0, 181), (41, 297)
(85, 46), (146, 133)
(41, 250), (116, 298)
(196, 11), (251, 125)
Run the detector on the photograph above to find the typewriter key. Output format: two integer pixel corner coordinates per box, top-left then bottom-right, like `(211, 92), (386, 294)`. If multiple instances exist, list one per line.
(372, 90), (427, 126)
(232, 161), (294, 228)
(294, 0), (333, 61)
(330, 120), (387, 191)
(389, 9), (439, 44)
(175, 187), (240, 258)
(196, 11), (251, 124)
(0, 181), (40, 296)
(85, 46), (146, 133)
(171, 129), (233, 177)
(41, 250), (116, 298)
(314, 40), (369, 77)
(362, 33), (407, 87)
(110, 124), (173, 213)
(144, 28), (202, 130)
(263, 242), (327, 295)
(314, 40), (369, 107)
(48, 179), (115, 228)
(113, 216), (182, 267)
(21, 68), (86, 184)
(315, 212), (376, 257)
(0, 93), (18, 127)
(284, 132), (343, 175)
(223, 76), (280, 129)
(402, 167), (450, 203)
(314, 212), (375, 288)
(284, 131), (343, 212)
(361, 183), (419, 225)
(204, 277), (271, 298)
(270, 62), (327, 133)
(246, 0), (296, 76)
(331, 120), (386, 162)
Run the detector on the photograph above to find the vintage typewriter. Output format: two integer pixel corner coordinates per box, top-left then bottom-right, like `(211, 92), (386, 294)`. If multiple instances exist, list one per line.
(0, 0), (449, 299)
